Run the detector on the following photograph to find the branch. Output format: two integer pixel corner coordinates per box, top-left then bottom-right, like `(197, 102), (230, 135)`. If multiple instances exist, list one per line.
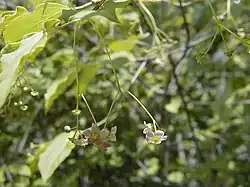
(166, 0), (205, 163)
(168, 56), (205, 162)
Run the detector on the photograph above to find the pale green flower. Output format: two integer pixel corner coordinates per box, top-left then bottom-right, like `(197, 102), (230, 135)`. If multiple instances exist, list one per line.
(100, 128), (110, 139)
(143, 121), (153, 134)
(145, 130), (167, 144)
(91, 123), (100, 139)
(73, 139), (88, 146)
(82, 129), (91, 139)
(109, 126), (117, 142)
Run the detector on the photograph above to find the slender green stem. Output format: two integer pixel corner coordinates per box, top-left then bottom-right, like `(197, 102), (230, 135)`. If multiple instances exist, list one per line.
(105, 47), (123, 94)
(75, 2), (93, 10)
(206, 0), (220, 24)
(88, 20), (125, 128)
(72, 23), (80, 139)
(104, 91), (119, 128)
(93, 0), (107, 10)
(200, 28), (219, 60)
(73, 23), (80, 110)
(126, 90), (159, 129)
(206, 0), (233, 52)
(34, 11), (61, 28)
(81, 94), (97, 124)
(227, 0), (231, 19)
(220, 30), (229, 51)
(88, 20), (123, 95)
(42, 1), (48, 18)
(206, 0), (247, 46)
(219, 24), (245, 42)
(134, 0), (160, 45)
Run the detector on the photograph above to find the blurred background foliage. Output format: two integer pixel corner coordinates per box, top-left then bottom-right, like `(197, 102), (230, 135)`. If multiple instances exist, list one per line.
(0, 0), (250, 186)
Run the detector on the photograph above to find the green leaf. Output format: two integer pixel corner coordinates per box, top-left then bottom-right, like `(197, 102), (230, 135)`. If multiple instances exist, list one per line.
(97, 51), (136, 67)
(45, 63), (101, 113)
(32, 0), (68, 6)
(164, 97), (181, 113)
(27, 142), (51, 173)
(38, 132), (75, 182)
(109, 35), (138, 52)
(77, 64), (101, 94)
(0, 31), (47, 109)
(50, 48), (75, 67)
(69, 0), (131, 23)
(44, 69), (76, 113)
(0, 10), (14, 17)
(0, 168), (5, 184)
(8, 164), (31, 177)
(168, 171), (184, 184)
(3, 3), (69, 43)
(0, 6), (28, 33)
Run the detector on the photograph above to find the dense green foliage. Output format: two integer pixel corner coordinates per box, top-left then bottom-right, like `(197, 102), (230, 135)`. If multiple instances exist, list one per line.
(0, 0), (250, 186)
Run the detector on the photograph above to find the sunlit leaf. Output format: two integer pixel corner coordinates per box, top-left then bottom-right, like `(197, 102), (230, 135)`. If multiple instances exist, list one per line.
(3, 3), (69, 43)
(97, 51), (136, 67)
(0, 31), (47, 109)
(164, 97), (181, 113)
(109, 35), (138, 52)
(168, 171), (184, 184)
(0, 6), (28, 33)
(0, 168), (5, 183)
(38, 132), (75, 182)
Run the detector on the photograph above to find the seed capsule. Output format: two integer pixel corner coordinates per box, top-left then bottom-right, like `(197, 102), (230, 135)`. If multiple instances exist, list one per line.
(64, 126), (71, 133)
(20, 105), (28, 111)
(23, 87), (29, 91)
(31, 90), (39, 96)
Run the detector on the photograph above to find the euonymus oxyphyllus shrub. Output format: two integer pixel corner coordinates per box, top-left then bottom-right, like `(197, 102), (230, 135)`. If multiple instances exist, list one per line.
(0, 0), (249, 186)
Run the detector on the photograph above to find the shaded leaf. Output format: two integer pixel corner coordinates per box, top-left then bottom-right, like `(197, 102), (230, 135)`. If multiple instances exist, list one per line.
(44, 69), (76, 113)
(69, 0), (131, 23)
(27, 142), (51, 173)
(8, 164), (31, 177)
(44, 63), (100, 112)
(77, 63), (101, 94)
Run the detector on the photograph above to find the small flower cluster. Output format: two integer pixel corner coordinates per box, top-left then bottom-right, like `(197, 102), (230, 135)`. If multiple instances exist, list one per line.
(71, 124), (117, 151)
(143, 121), (167, 144)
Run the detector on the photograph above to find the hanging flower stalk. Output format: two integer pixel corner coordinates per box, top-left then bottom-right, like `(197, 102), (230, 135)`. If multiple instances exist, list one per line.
(126, 90), (167, 144)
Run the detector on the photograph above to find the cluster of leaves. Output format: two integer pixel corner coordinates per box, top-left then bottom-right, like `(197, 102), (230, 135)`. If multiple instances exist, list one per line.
(0, 0), (250, 186)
